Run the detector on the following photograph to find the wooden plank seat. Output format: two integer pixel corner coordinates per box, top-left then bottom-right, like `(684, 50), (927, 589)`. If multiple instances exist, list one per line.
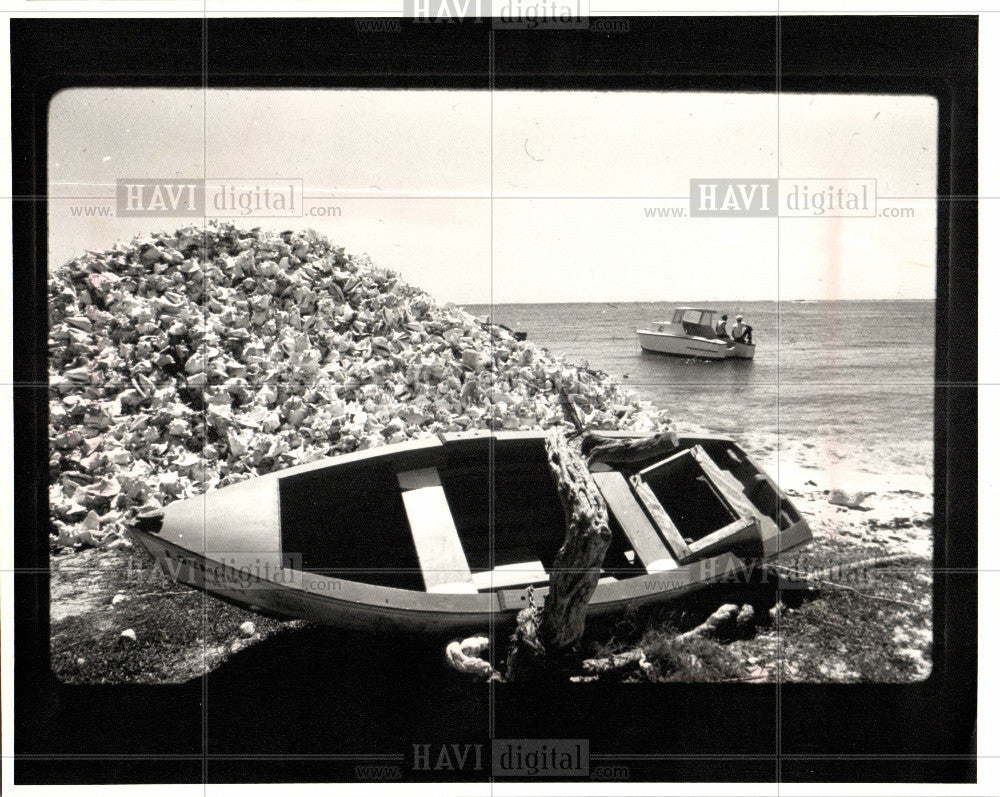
(629, 477), (695, 564)
(397, 467), (476, 594)
(592, 471), (679, 573)
(471, 559), (548, 591)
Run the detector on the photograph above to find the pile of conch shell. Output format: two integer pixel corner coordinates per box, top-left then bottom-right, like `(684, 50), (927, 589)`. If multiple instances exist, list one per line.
(48, 223), (671, 551)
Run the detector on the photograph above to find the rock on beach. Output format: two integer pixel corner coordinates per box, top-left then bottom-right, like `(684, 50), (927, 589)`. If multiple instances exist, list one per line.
(827, 489), (875, 510)
(48, 223), (671, 552)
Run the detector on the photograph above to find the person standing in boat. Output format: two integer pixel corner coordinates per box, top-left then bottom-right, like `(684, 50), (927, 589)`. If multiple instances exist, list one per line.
(732, 315), (753, 345)
(715, 314), (730, 339)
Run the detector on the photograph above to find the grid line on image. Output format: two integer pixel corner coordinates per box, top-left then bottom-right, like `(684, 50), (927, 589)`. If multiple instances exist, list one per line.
(775, 13), (783, 789)
(201, 12), (210, 791)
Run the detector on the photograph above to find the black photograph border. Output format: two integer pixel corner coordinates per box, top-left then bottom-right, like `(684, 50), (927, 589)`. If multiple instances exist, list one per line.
(11, 15), (978, 785)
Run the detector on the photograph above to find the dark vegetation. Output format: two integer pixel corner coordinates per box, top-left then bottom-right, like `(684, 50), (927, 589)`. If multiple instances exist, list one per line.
(51, 543), (931, 685)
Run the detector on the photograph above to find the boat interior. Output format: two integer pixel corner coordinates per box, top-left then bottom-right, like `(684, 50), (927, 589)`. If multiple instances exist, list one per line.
(277, 435), (802, 595)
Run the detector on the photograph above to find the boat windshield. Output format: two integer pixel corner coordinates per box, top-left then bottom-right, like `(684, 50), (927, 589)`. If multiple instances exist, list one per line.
(672, 309), (718, 337)
(672, 309), (716, 327)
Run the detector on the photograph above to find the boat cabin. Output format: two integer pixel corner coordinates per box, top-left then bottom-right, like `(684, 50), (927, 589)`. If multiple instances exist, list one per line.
(661, 308), (721, 338)
(649, 309), (723, 338)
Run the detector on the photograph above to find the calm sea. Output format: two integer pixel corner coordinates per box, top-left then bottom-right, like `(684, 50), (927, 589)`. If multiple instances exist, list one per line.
(466, 300), (935, 488)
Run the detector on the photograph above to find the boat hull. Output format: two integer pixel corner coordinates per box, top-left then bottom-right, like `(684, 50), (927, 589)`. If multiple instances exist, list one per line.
(129, 526), (783, 636)
(128, 431), (807, 636)
(637, 330), (755, 360)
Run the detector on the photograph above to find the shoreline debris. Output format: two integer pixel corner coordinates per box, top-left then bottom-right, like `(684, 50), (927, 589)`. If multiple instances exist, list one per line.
(828, 489), (875, 510)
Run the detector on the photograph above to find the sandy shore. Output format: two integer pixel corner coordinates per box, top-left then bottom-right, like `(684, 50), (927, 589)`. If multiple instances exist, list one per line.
(744, 437), (933, 562)
(48, 426), (933, 685)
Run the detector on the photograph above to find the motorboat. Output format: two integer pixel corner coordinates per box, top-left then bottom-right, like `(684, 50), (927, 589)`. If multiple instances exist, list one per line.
(637, 308), (755, 360)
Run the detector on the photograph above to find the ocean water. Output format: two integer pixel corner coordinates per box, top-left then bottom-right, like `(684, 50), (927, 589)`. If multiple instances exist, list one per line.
(467, 300), (935, 491)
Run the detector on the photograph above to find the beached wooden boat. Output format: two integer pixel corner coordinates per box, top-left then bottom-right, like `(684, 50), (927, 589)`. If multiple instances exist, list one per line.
(637, 308), (755, 360)
(129, 431), (809, 635)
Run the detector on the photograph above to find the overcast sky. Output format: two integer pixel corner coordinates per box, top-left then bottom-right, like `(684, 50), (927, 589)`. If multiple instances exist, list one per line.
(49, 89), (937, 304)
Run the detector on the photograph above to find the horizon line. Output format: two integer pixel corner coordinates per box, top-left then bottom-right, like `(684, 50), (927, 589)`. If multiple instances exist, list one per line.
(455, 297), (936, 305)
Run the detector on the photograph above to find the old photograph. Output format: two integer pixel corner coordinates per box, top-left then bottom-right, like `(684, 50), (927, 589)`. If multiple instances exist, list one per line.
(7, 11), (982, 791)
(47, 86), (936, 685)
